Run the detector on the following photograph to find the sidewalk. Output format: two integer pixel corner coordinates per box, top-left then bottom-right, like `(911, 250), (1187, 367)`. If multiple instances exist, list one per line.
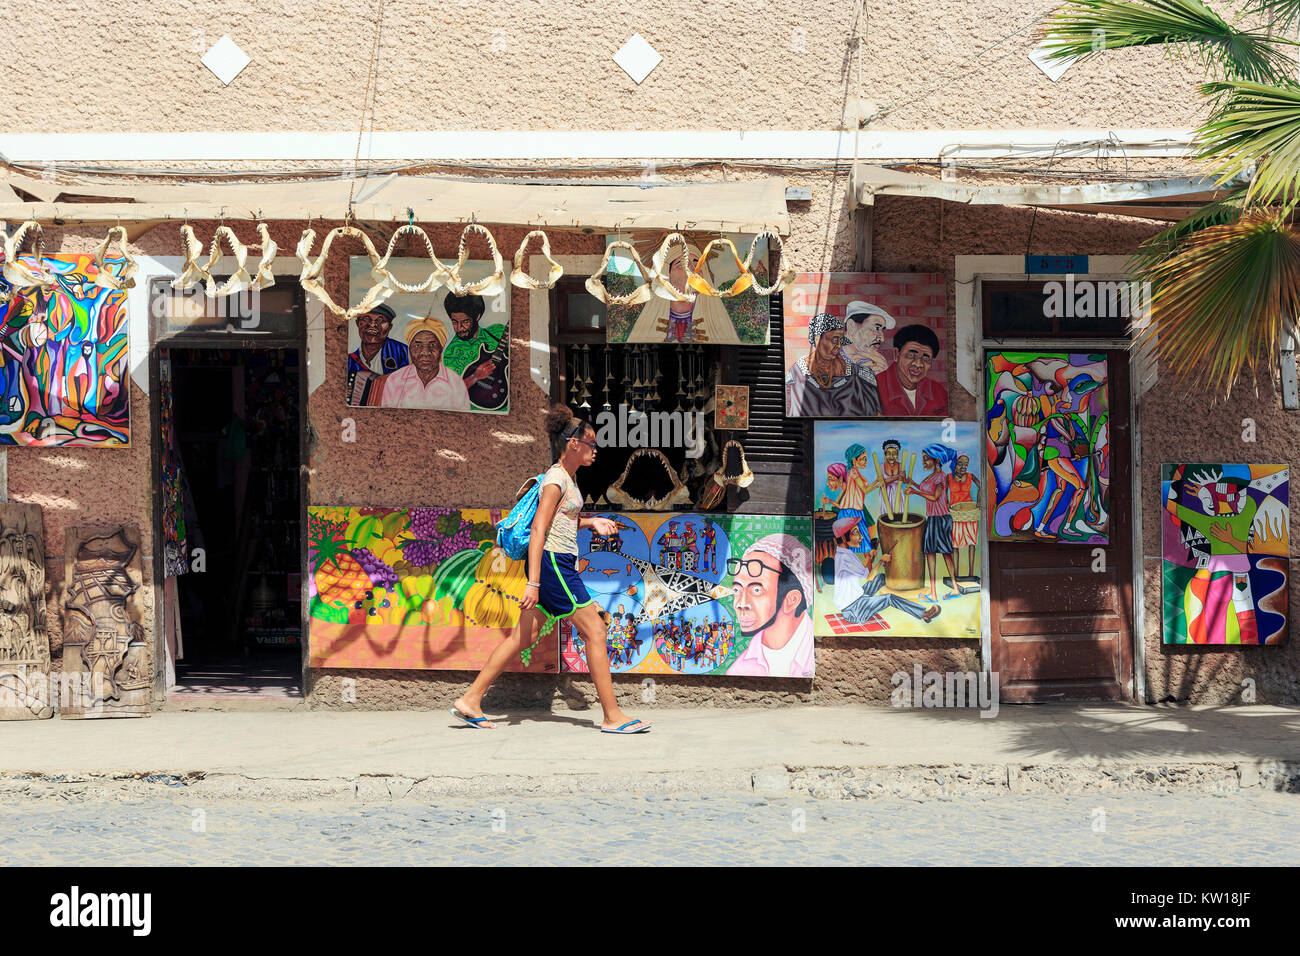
(1, 703), (1298, 801)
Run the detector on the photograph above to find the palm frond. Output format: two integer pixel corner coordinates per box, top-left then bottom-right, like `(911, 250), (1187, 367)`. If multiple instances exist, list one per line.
(1131, 186), (1253, 269)
(1134, 210), (1300, 393)
(1040, 0), (1298, 83)
(1241, 0), (1300, 33)
(1196, 80), (1300, 204)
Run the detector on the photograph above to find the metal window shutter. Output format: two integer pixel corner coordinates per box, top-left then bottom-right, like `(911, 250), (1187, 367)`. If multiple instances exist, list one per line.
(731, 292), (807, 463)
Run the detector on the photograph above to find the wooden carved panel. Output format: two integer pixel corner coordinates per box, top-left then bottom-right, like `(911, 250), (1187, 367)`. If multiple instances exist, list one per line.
(0, 503), (52, 719)
(60, 525), (150, 718)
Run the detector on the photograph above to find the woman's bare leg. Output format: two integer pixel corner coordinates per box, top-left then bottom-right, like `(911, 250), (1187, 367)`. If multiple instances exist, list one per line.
(570, 603), (642, 729)
(453, 607), (544, 729)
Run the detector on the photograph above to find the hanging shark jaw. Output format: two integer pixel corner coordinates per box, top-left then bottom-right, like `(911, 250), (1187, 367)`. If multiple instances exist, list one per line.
(606, 448), (691, 511)
(714, 440), (754, 488)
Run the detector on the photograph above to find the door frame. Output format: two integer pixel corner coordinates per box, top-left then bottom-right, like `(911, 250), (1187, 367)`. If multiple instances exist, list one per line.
(968, 265), (1151, 702)
(146, 276), (310, 700)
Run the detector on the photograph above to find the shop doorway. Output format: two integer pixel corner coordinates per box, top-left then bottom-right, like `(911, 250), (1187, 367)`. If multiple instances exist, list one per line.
(982, 283), (1136, 702)
(150, 280), (308, 702)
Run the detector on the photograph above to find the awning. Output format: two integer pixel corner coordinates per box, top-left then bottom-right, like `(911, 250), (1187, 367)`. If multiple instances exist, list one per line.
(850, 164), (1231, 221)
(0, 168), (790, 234)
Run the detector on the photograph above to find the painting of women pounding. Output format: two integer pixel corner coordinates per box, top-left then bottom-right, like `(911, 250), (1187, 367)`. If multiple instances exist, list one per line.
(783, 273), (948, 418)
(1162, 464), (1289, 645)
(985, 352), (1109, 544)
(0, 254), (130, 445)
(559, 513), (814, 678)
(812, 421), (982, 639)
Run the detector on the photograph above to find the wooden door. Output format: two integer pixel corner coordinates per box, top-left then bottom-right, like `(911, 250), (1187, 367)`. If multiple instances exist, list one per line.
(987, 348), (1134, 702)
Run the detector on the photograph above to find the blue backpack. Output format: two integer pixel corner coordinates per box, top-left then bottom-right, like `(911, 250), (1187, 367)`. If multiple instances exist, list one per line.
(497, 473), (548, 560)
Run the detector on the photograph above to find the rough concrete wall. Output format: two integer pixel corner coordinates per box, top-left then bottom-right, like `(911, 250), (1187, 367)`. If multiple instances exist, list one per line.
(3, 0), (1206, 133)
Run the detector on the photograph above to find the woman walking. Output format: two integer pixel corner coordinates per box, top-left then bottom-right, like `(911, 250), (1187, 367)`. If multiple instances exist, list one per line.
(451, 406), (651, 733)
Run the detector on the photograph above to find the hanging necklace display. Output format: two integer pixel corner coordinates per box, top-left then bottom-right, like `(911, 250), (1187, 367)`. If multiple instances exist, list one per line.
(578, 344), (592, 410)
(601, 348), (612, 413)
(91, 225), (139, 291)
(648, 348), (660, 405)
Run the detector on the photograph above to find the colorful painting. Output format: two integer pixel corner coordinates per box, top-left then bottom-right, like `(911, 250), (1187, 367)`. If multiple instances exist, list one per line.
(812, 421), (982, 639)
(559, 512), (814, 677)
(985, 352), (1109, 543)
(1162, 464), (1289, 645)
(346, 257), (510, 413)
(306, 506), (558, 671)
(604, 233), (771, 344)
(715, 384), (749, 430)
(783, 272), (947, 418)
(0, 254), (130, 446)
(158, 356), (189, 577)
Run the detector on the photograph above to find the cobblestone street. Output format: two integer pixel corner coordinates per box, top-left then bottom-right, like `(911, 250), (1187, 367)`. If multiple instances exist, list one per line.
(6, 790), (1299, 866)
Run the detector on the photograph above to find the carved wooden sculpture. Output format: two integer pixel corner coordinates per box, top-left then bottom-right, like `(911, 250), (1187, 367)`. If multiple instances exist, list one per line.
(60, 526), (150, 718)
(0, 504), (52, 719)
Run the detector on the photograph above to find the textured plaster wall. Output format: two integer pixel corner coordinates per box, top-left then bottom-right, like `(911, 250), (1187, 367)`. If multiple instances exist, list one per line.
(3, 0), (1207, 134)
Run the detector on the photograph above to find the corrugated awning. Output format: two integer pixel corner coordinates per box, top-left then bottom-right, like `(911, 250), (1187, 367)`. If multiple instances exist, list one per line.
(851, 164), (1231, 221)
(0, 168), (790, 234)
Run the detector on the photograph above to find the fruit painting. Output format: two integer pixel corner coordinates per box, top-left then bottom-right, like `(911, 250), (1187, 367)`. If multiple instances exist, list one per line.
(306, 506), (559, 671)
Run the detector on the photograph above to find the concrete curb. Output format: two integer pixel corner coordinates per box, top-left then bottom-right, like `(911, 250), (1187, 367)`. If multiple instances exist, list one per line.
(0, 761), (1297, 802)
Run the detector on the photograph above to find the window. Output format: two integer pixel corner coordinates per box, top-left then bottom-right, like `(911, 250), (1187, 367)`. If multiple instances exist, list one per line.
(983, 281), (1133, 339)
(550, 277), (718, 509)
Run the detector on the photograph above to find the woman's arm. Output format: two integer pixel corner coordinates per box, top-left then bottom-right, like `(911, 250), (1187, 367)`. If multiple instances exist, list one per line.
(520, 483), (563, 610)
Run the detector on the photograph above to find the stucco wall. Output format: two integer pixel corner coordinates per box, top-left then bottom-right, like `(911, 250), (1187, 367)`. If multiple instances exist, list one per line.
(3, 0), (1207, 134)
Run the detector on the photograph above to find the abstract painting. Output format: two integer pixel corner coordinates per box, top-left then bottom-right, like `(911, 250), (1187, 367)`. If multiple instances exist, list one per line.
(1162, 464), (1289, 645)
(783, 272), (947, 418)
(985, 352), (1109, 543)
(346, 257), (510, 414)
(813, 420), (982, 639)
(559, 512), (814, 678)
(0, 254), (130, 446)
(306, 506), (558, 671)
(603, 233), (771, 345)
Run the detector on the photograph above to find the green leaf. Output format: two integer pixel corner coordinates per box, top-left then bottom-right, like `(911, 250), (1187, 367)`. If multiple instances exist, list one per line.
(1040, 0), (1298, 83)
(1195, 80), (1300, 205)
(1134, 210), (1300, 394)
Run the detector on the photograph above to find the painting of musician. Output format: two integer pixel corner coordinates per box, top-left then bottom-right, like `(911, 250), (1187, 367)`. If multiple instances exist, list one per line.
(345, 257), (510, 414)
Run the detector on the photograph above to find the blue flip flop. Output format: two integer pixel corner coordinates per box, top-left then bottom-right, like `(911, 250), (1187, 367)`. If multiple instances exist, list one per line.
(601, 719), (652, 734)
(449, 707), (492, 729)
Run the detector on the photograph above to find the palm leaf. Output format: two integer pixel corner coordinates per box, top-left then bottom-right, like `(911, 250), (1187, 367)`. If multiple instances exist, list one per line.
(1131, 186), (1250, 268)
(1134, 211), (1300, 393)
(1196, 80), (1300, 205)
(1240, 0), (1300, 32)
(1040, 0), (1297, 83)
